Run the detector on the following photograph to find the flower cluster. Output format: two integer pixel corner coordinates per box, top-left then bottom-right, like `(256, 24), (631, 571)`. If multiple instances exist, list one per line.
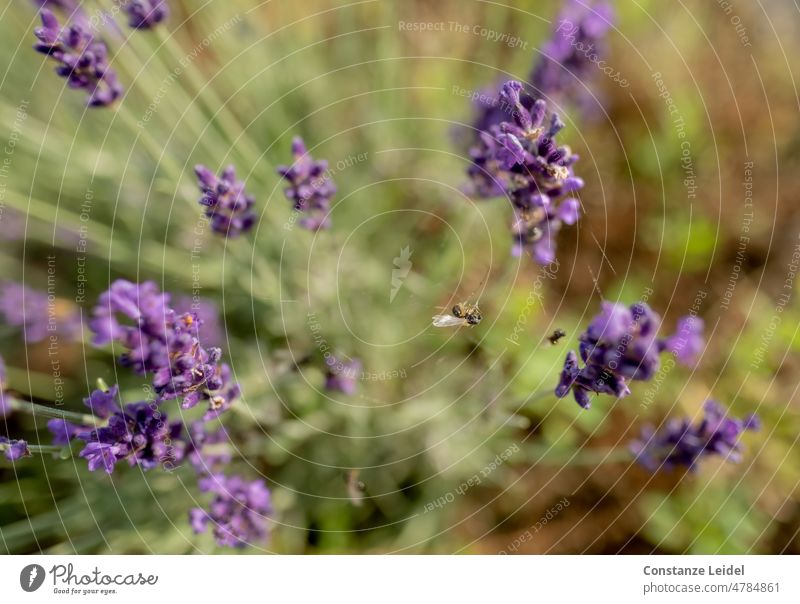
(630, 400), (760, 471)
(0, 282), (82, 343)
(324, 357), (361, 396)
(190, 473), (272, 548)
(89, 280), (240, 419)
(124, 0), (169, 30)
(467, 80), (583, 263)
(71, 388), (178, 473)
(0, 437), (30, 461)
(194, 165), (258, 238)
(555, 301), (704, 409)
(530, 0), (615, 101)
(33, 9), (123, 107)
(277, 137), (337, 231)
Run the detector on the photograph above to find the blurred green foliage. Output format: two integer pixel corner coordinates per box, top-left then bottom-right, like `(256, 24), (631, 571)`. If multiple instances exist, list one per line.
(0, 0), (798, 554)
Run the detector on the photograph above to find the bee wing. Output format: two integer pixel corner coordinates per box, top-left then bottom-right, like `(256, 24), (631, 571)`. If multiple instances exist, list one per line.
(432, 314), (465, 327)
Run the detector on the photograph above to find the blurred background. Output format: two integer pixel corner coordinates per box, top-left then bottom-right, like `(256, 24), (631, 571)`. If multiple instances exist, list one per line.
(0, 0), (798, 553)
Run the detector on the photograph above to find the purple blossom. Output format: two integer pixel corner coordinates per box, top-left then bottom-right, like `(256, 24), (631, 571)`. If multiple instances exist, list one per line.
(46, 384), (122, 446)
(194, 165), (257, 237)
(466, 81), (583, 263)
(90, 280), (240, 418)
(78, 400), (179, 473)
(277, 137), (337, 231)
(556, 301), (704, 409)
(0, 437), (31, 461)
(124, 0), (169, 29)
(630, 400), (760, 471)
(190, 473), (272, 548)
(530, 0), (615, 104)
(173, 296), (223, 348)
(660, 316), (705, 366)
(33, 9), (123, 107)
(0, 282), (82, 343)
(324, 357), (361, 395)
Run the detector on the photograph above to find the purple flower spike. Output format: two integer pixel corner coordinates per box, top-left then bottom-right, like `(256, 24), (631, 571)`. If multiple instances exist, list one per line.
(660, 316), (705, 367)
(0, 282), (82, 343)
(194, 164), (258, 237)
(631, 400), (760, 471)
(324, 357), (361, 395)
(530, 0), (615, 104)
(90, 280), (241, 419)
(78, 401), (180, 473)
(0, 437), (31, 461)
(277, 137), (337, 231)
(556, 301), (686, 408)
(466, 81), (583, 264)
(33, 9), (123, 107)
(190, 473), (272, 548)
(124, 0), (169, 30)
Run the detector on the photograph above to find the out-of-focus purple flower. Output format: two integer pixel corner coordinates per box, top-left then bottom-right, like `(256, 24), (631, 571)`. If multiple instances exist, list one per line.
(90, 280), (240, 419)
(530, 0), (615, 104)
(78, 400), (179, 473)
(630, 400), (760, 471)
(0, 437), (31, 461)
(33, 9), (123, 107)
(324, 357), (361, 395)
(556, 301), (688, 409)
(46, 383), (124, 446)
(466, 81), (583, 264)
(277, 137), (337, 231)
(660, 316), (705, 367)
(124, 0), (169, 29)
(194, 165), (257, 237)
(190, 473), (272, 548)
(174, 421), (231, 471)
(173, 296), (223, 348)
(0, 282), (82, 343)
(47, 418), (85, 446)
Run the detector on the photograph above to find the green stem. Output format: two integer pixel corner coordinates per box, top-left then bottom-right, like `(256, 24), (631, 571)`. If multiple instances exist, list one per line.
(0, 443), (63, 455)
(8, 398), (100, 428)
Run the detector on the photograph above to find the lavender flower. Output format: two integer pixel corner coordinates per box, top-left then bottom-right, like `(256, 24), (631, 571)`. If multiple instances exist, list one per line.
(630, 400), (760, 471)
(277, 137), (337, 231)
(124, 0), (169, 29)
(0, 282), (81, 343)
(466, 81), (583, 263)
(555, 301), (705, 409)
(0, 437), (31, 461)
(324, 357), (361, 395)
(173, 296), (223, 348)
(660, 316), (705, 366)
(78, 398), (178, 473)
(194, 165), (257, 237)
(90, 280), (240, 418)
(530, 0), (614, 102)
(190, 473), (272, 548)
(33, 9), (123, 107)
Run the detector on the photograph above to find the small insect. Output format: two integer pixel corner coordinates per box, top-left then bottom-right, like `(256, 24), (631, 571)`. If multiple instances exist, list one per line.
(432, 302), (482, 327)
(345, 470), (366, 507)
(547, 328), (566, 345)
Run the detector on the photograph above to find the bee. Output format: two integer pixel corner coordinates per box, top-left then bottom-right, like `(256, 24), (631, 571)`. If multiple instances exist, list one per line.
(547, 328), (566, 345)
(432, 302), (482, 327)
